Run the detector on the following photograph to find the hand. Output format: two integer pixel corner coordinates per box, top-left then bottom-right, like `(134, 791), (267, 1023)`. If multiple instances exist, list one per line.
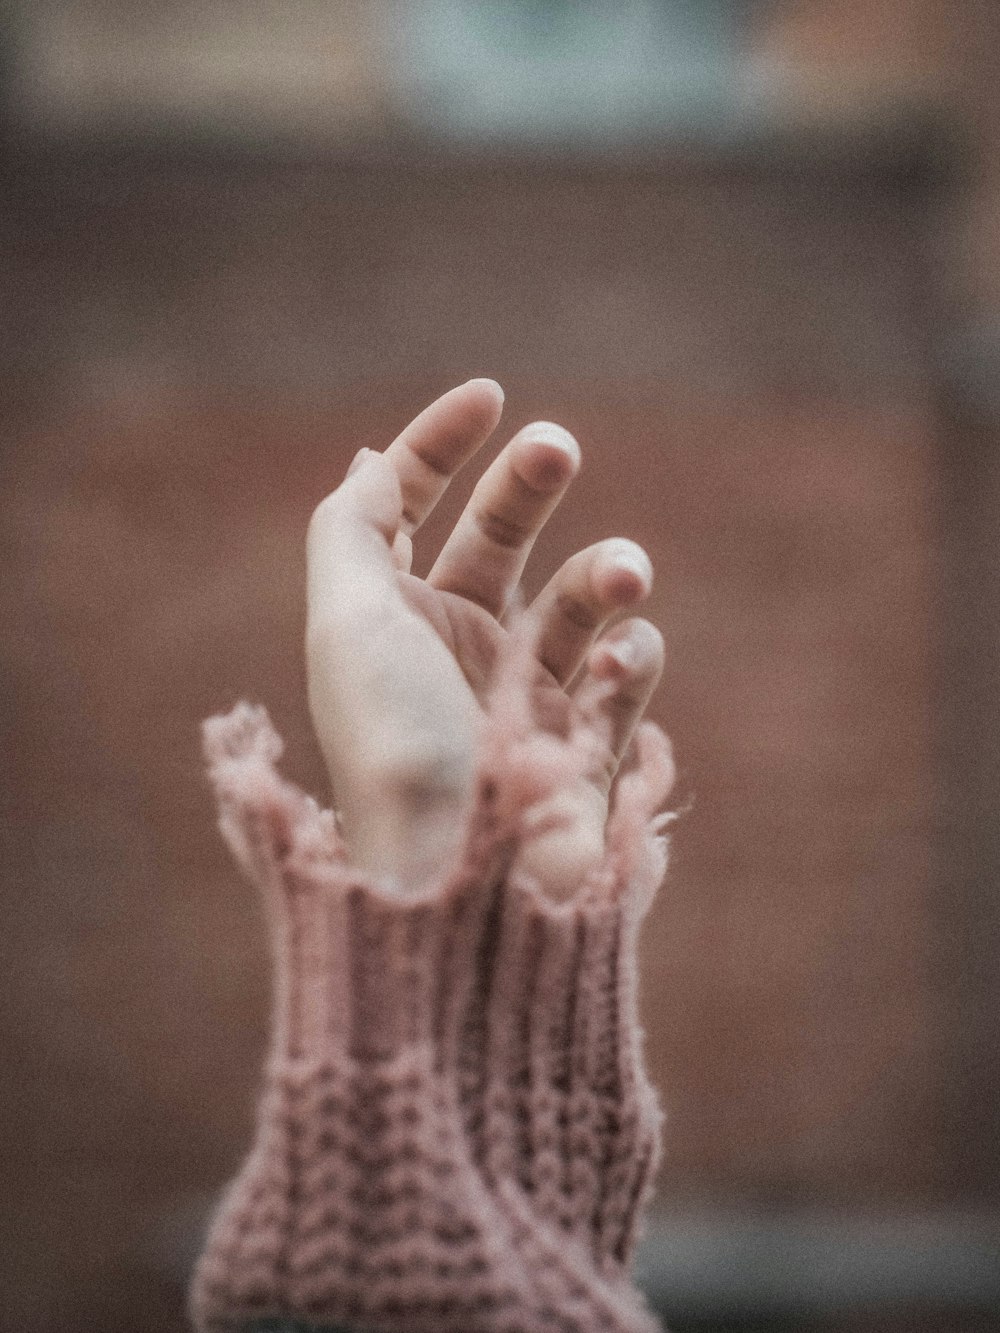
(306, 380), (664, 899)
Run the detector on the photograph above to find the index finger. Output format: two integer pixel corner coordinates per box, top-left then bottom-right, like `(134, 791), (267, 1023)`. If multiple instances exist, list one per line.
(384, 378), (505, 536)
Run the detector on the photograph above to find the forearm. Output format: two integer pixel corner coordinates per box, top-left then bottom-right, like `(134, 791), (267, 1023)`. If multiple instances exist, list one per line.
(190, 657), (671, 1333)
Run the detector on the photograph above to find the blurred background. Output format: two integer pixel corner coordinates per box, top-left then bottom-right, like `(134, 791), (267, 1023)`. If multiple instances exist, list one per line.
(2, 2), (999, 1330)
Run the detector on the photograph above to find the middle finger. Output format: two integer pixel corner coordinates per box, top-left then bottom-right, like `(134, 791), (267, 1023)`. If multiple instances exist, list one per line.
(427, 421), (580, 617)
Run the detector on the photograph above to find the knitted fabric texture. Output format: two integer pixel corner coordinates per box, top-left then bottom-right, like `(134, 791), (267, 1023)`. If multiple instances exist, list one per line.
(190, 637), (675, 1333)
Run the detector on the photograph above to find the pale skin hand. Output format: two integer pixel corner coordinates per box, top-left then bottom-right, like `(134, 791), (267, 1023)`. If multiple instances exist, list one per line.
(306, 379), (664, 901)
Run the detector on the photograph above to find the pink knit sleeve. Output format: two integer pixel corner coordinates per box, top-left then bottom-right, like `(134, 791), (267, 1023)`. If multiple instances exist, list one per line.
(189, 647), (674, 1333)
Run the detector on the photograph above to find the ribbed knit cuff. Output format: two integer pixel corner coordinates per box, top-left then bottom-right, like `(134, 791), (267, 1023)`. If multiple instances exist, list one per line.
(190, 649), (673, 1333)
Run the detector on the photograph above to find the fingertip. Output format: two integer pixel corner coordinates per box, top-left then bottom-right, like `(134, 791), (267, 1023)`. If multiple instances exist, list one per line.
(460, 377), (506, 429)
(466, 376), (504, 403)
(589, 628), (636, 681)
(589, 617), (664, 683)
(624, 615), (665, 664)
(596, 539), (653, 604)
(514, 422), (581, 491)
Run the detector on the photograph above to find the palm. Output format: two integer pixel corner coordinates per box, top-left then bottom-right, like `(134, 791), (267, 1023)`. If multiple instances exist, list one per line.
(398, 575), (509, 705)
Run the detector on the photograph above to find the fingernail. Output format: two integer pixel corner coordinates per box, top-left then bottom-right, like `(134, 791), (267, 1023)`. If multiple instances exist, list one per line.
(468, 377), (504, 401)
(519, 424), (580, 488)
(522, 421), (576, 449)
(608, 540), (653, 589)
(609, 637), (637, 670)
(592, 637), (632, 680)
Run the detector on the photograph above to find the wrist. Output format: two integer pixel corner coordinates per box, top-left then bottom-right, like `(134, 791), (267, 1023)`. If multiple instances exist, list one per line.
(335, 763), (474, 892)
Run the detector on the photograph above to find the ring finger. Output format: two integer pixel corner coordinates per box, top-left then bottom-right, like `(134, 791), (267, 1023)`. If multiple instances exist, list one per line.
(529, 537), (653, 684)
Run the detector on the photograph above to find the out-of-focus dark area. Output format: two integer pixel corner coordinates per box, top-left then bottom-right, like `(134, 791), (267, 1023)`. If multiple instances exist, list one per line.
(3, 2), (999, 1330)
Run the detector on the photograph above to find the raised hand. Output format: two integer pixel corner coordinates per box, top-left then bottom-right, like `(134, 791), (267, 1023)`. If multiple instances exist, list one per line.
(305, 379), (664, 899)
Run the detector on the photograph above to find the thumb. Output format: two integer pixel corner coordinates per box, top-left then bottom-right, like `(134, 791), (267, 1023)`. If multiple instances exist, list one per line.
(306, 449), (404, 623)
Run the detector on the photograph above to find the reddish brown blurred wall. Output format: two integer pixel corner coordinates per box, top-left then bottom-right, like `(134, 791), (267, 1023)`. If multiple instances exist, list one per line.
(1, 138), (991, 1331)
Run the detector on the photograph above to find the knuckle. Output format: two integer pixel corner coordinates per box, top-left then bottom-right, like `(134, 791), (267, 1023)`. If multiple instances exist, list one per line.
(556, 590), (600, 630)
(475, 507), (529, 549)
(412, 444), (452, 480)
(607, 686), (645, 716)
